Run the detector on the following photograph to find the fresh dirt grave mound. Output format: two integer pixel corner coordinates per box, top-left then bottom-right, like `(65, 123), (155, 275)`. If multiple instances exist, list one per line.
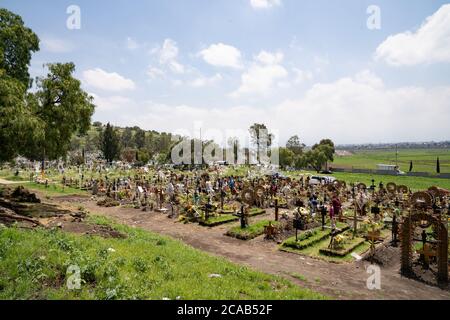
(0, 186), (72, 219)
(0, 185), (40, 203)
(47, 218), (127, 239)
(97, 197), (120, 208)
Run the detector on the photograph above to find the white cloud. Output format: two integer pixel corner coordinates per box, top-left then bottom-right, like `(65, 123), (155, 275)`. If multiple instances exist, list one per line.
(91, 94), (133, 112)
(82, 68), (135, 92)
(255, 51), (284, 65)
(250, 0), (281, 9)
(375, 4), (450, 66)
(147, 66), (166, 79)
(199, 43), (243, 69)
(273, 70), (450, 144)
(154, 38), (185, 74)
(190, 74), (223, 87)
(41, 37), (73, 53)
(93, 70), (450, 145)
(293, 68), (313, 84)
(231, 50), (288, 97)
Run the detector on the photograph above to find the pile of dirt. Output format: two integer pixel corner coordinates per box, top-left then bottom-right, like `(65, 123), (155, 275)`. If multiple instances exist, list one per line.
(97, 197), (120, 208)
(365, 244), (400, 267)
(0, 186), (41, 203)
(47, 217), (127, 239)
(11, 186), (40, 203)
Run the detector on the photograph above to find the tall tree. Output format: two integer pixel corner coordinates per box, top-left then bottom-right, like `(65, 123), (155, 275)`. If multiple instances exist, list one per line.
(279, 147), (295, 169)
(21, 63), (95, 161)
(100, 123), (120, 163)
(249, 123), (273, 164)
(312, 139), (335, 171)
(0, 9), (39, 87)
(304, 148), (329, 173)
(120, 127), (134, 149)
(227, 137), (240, 164)
(134, 128), (146, 149)
(286, 135), (305, 155)
(0, 9), (40, 162)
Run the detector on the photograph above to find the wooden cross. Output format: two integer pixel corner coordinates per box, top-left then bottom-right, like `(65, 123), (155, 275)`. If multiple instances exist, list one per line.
(416, 243), (437, 266)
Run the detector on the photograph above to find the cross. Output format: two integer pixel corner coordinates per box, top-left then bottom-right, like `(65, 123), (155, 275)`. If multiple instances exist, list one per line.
(416, 244), (437, 268)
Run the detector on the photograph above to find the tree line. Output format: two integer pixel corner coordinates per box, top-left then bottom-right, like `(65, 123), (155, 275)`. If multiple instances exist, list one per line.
(0, 9), (94, 164)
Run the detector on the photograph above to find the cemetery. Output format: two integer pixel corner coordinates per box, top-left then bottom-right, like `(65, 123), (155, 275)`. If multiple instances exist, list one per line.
(1, 160), (448, 296)
(1, 4), (449, 302)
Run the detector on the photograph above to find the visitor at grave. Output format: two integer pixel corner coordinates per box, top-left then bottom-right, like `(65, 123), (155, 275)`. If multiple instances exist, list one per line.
(332, 195), (342, 220)
(329, 202), (336, 230)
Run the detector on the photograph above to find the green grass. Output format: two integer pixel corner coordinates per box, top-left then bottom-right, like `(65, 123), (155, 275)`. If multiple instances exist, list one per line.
(330, 172), (450, 191)
(0, 215), (326, 300)
(226, 220), (279, 240)
(290, 273), (308, 282)
(333, 148), (450, 174)
(199, 214), (239, 227)
(19, 182), (87, 197)
(282, 223), (348, 251)
(283, 170), (450, 191)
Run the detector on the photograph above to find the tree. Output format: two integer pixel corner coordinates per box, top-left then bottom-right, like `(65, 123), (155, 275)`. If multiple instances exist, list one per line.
(304, 149), (329, 173)
(279, 148), (295, 169)
(120, 127), (134, 149)
(286, 135), (305, 155)
(121, 147), (137, 163)
(21, 63), (95, 161)
(227, 137), (240, 164)
(0, 9), (40, 162)
(100, 123), (120, 163)
(249, 123), (274, 164)
(134, 128), (146, 149)
(312, 139), (335, 171)
(0, 9), (39, 87)
(0, 70), (41, 162)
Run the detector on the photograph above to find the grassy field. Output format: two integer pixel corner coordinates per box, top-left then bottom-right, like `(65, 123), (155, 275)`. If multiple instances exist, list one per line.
(0, 215), (325, 300)
(282, 170), (450, 191)
(333, 148), (450, 174)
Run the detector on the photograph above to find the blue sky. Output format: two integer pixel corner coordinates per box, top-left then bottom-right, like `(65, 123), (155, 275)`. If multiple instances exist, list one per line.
(2, 0), (450, 145)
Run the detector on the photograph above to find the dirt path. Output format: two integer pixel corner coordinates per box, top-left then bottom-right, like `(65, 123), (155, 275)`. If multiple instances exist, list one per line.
(0, 178), (25, 185)
(45, 194), (448, 301)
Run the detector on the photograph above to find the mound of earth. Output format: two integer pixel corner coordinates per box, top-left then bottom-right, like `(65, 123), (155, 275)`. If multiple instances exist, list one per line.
(97, 197), (120, 207)
(364, 244), (400, 268)
(0, 186), (41, 203)
(46, 216), (127, 239)
(11, 186), (40, 203)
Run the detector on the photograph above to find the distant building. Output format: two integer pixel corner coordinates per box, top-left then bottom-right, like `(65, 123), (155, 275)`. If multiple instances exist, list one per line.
(376, 164), (398, 171)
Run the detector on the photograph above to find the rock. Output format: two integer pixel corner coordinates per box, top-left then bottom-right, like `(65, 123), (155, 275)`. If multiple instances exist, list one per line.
(208, 274), (222, 278)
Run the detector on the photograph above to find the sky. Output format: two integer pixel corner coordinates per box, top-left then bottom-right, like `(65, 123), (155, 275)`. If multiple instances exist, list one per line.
(2, 0), (450, 146)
